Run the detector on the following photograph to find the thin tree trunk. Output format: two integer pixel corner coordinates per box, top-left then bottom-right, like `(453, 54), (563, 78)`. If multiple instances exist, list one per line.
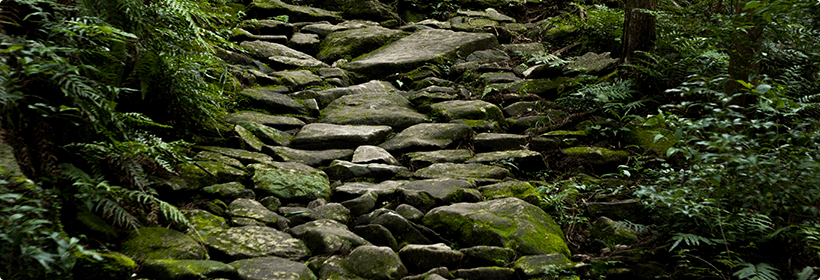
(621, 0), (657, 64)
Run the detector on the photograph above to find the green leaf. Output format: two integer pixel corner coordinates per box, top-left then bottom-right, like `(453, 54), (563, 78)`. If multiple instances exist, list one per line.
(755, 84), (772, 95)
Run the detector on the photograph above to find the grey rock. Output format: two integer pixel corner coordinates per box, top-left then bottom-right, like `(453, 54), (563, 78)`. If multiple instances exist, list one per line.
(288, 32), (321, 55)
(239, 19), (297, 37)
(414, 163), (510, 181)
(343, 246), (407, 280)
(231, 28), (289, 44)
(271, 70), (324, 89)
(302, 23), (349, 38)
(247, 0), (343, 23)
(207, 226), (309, 261)
(344, 29), (497, 78)
(395, 204), (424, 222)
(201, 182), (256, 201)
(473, 133), (528, 152)
(459, 246), (516, 267)
(289, 219), (370, 254)
(228, 198), (289, 230)
(240, 40), (329, 69)
(405, 149), (473, 169)
(229, 256), (317, 280)
(335, 180), (405, 197)
(429, 100), (504, 123)
(379, 123), (473, 153)
(315, 80), (399, 107)
(196, 146), (274, 166)
(352, 145), (400, 165)
(402, 179), (474, 205)
(182, 209), (228, 239)
(320, 91), (428, 130)
(316, 26), (405, 63)
(371, 210), (431, 245)
(566, 52), (619, 76)
(291, 123), (392, 150)
(353, 224), (399, 251)
(193, 151), (244, 169)
(398, 243), (463, 273)
(478, 180), (540, 205)
(457, 8), (516, 23)
(259, 196), (282, 211)
(263, 146), (353, 167)
(236, 121), (293, 147)
(340, 192), (378, 217)
(479, 72), (520, 84)
(325, 160), (410, 181)
(224, 111), (305, 130)
(452, 267), (515, 280)
(466, 150), (546, 171)
(235, 125), (265, 152)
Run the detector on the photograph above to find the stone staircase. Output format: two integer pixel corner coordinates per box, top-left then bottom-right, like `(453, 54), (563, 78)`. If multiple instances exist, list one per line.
(120, 1), (651, 279)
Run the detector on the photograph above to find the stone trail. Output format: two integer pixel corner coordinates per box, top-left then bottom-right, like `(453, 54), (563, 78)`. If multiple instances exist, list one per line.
(123, 1), (654, 279)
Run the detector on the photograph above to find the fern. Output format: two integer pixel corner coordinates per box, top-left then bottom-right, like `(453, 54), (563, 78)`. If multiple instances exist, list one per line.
(733, 262), (780, 280)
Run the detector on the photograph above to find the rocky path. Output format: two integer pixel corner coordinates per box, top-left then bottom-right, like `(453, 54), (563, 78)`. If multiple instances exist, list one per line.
(122, 1), (654, 279)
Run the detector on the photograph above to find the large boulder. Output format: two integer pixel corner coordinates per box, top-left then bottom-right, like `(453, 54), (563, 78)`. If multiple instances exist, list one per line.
(344, 29), (498, 77)
(249, 162), (331, 202)
(342, 245), (407, 280)
(422, 197), (570, 257)
(317, 26), (406, 62)
(320, 91), (428, 130)
(379, 123), (473, 153)
(121, 227), (207, 260)
(290, 123), (392, 150)
(206, 226), (309, 261)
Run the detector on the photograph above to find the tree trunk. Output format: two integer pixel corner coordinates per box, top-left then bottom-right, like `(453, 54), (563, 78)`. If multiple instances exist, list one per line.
(621, 0), (657, 64)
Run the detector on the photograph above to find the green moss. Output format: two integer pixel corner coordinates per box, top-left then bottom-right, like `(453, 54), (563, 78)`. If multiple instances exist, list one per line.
(543, 130), (587, 136)
(561, 147), (629, 165)
(73, 251), (136, 280)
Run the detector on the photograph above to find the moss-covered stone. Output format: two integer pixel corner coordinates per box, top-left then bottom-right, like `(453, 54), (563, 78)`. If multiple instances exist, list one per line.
(316, 26), (406, 62)
(561, 147), (630, 165)
(178, 161), (246, 190)
(141, 259), (239, 280)
(182, 209), (228, 239)
(624, 116), (675, 155)
(513, 254), (572, 278)
(342, 245), (407, 280)
(121, 227), (208, 260)
(423, 197), (570, 257)
(247, 0), (343, 23)
(478, 180), (540, 204)
(414, 163), (511, 181)
(207, 226), (309, 261)
(517, 76), (583, 99)
(250, 162), (331, 202)
(73, 251), (136, 280)
(589, 216), (640, 248)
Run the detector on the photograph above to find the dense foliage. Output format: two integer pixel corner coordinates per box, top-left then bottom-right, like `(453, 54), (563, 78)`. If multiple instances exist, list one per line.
(0, 0), (238, 278)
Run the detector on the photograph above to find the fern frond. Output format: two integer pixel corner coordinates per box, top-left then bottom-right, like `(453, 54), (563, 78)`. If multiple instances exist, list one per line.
(733, 262), (780, 280)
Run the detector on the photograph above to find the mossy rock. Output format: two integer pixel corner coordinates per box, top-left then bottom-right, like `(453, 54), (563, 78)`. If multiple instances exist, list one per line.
(478, 180), (540, 204)
(624, 116), (675, 155)
(250, 162), (331, 202)
(423, 197), (570, 257)
(561, 147), (629, 165)
(517, 76), (583, 99)
(121, 227), (208, 261)
(589, 216), (640, 248)
(73, 251), (136, 280)
(141, 259), (239, 280)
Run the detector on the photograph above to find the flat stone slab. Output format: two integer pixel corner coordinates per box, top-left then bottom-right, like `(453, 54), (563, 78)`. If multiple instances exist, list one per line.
(473, 133), (528, 152)
(315, 80), (400, 107)
(263, 146), (353, 167)
(248, 0), (342, 23)
(249, 162), (331, 202)
(335, 181), (405, 197)
(206, 226), (309, 261)
(290, 123), (392, 150)
(229, 256), (317, 280)
(401, 178), (474, 204)
(344, 29), (498, 77)
(352, 145), (400, 165)
(320, 91), (428, 130)
(236, 121), (293, 147)
(240, 88), (308, 115)
(398, 243), (463, 273)
(561, 146), (630, 165)
(240, 40), (329, 69)
(466, 150), (546, 171)
(224, 111), (305, 130)
(379, 123), (473, 153)
(325, 160), (410, 181)
(196, 146), (274, 165)
(405, 149), (473, 169)
(423, 197), (570, 257)
(271, 70), (323, 89)
(142, 260), (239, 280)
(317, 26), (406, 62)
(430, 100), (504, 123)
(414, 163), (511, 181)
(514, 254), (572, 277)
(228, 198), (289, 230)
